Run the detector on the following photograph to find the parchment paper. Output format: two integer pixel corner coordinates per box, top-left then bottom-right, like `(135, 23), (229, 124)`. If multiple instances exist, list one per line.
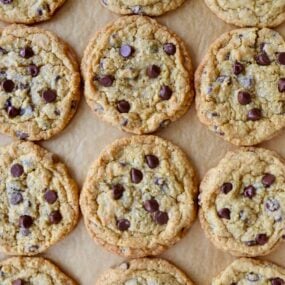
(1, 0), (285, 284)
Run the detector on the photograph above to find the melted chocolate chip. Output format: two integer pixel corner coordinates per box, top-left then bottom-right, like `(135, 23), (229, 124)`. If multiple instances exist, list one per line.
(12, 280), (24, 285)
(49, 211), (62, 224)
(11, 164), (24, 177)
(265, 198), (280, 212)
(143, 199), (159, 213)
(42, 89), (57, 103)
(27, 64), (40, 77)
(10, 192), (23, 205)
(117, 218), (130, 231)
(153, 211), (169, 225)
(19, 47), (34, 59)
(255, 52), (270, 65)
(277, 53), (285, 65)
(247, 108), (262, 121)
(119, 45), (134, 58)
(238, 91), (251, 105)
(278, 78), (285, 92)
(270, 278), (285, 285)
(7, 106), (20, 118)
(130, 168), (143, 184)
(262, 173), (276, 187)
(146, 65), (161, 78)
(256, 233), (268, 245)
(145, 155), (159, 169)
(112, 184), (125, 200)
(163, 43), (176, 55)
(244, 185), (256, 199)
(2, 79), (14, 93)
(217, 208), (231, 219)
(44, 190), (58, 204)
(233, 61), (244, 75)
(221, 182), (233, 194)
(98, 75), (114, 87)
(19, 215), (33, 229)
(159, 85), (172, 100)
(117, 100), (130, 113)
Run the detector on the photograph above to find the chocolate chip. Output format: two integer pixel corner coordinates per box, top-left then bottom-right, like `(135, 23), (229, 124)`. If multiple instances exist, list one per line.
(27, 64), (39, 77)
(10, 192), (23, 205)
(2, 79), (14, 92)
(256, 52), (270, 65)
(19, 215), (33, 229)
(217, 208), (231, 219)
(256, 233), (268, 245)
(221, 182), (233, 194)
(98, 75), (114, 87)
(44, 190), (58, 204)
(265, 198), (280, 212)
(0, 0), (12, 4)
(146, 65), (161, 78)
(145, 155), (159, 169)
(262, 173), (276, 187)
(7, 106), (20, 118)
(247, 108), (262, 121)
(246, 273), (259, 282)
(19, 47), (34, 58)
(112, 184), (125, 200)
(130, 168), (143, 184)
(163, 43), (176, 55)
(0, 47), (7, 54)
(233, 61), (244, 75)
(119, 45), (134, 58)
(277, 53), (285, 65)
(153, 211), (169, 225)
(117, 100), (130, 113)
(278, 78), (285, 92)
(238, 91), (251, 105)
(49, 211), (62, 224)
(12, 279), (24, 285)
(270, 278), (285, 285)
(42, 89), (57, 103)
(117, 218), (130, 231)
(244, 185), (256, 198)
(11, 164), (24, 177)
(144, 199), (159, 213)
(159, 85), (172, 100)
(16, 131), (28, 140)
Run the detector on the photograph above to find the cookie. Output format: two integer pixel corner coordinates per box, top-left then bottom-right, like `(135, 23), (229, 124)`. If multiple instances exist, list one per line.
(0, 256), (76, 284)
(100, 0), (186, 16)
(0, 0), (66, 24)
(96, 258), (194, 285)
(82, 16), (193, 134)
(0, 24), (80, 141)
(199, 147), (285, 257)
(195, 28), (285, 146)
(204, 0), (285, 28)
(80, 135), (197, 258)
(213, 258), (285, 285)
(0, 141), (79, 255)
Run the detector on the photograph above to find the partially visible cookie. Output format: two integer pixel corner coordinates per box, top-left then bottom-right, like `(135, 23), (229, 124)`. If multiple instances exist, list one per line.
(195, 28), (285, 146)
(82, 16), (193, 134)
(80, 135), (197, 258)
(212, 258), (285, 285)
(96, 258), (194, 285)
(0, 141), (79, 255)
(0, 24), (80, 141)
(100, 0), (186, 16)
(0, 0), (66, 24)
(199, 147), (285, 257)
(0, 256), (76, 284)
(204, 0), (285, 28)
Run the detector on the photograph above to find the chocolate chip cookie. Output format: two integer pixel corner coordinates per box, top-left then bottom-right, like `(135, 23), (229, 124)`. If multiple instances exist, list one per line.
(0, 141), (79, 255)
(0, 256), (76, 284)
(195, 28), (285, 146)
(204, 0), (285, 28)
(199, 147), (285, 257)
(0, 0), (66, 24)
(100, 0), (186, 16)
(82, 16), (193, 134)
(0, 24), (80, 141)
(80, 135), (197, 258)
(96, 258), (193, 285)
(213, 258), (285, 285)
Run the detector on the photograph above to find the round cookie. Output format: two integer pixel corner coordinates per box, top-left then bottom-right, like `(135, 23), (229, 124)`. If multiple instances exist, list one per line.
(0, 256), (76, 284)
(82, 16), (193, 134)
(80, 135), (197, 258)
(195, 28), (285, 146)
(0, 24), (80, 141)
(204, 0), (285, 28)
(0, 141), (79, 255)
(212, 258), (285, 285)
(100, 0), (186, 16)
(199, 147), (285, 257)
(0, 0), (66, 24)
(96, 258), (194, 285)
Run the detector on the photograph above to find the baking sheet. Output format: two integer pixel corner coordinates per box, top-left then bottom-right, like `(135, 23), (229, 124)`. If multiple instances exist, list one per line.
(1, 0), (285, 284)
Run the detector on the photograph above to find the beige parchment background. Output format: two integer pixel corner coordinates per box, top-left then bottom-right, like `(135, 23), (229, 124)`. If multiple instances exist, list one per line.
(1, 0), (285, 284)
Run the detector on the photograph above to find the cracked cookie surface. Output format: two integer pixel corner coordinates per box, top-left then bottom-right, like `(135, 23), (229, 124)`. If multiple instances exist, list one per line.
(0, 141), (79, 255)
(96, 258), (194, 285)
(0, 0), (66, 24)
(0, 256), (76, 285)
(204, 0), (285, 28)
(195, 28), (285, 146)
(199, 147), (285, 257)
(0, 24), (80, 141)
(213, 258), (285, 285)
(100, 0), (186, 16)
(82, 16), (193, 134)
(80, 135), (197, 258)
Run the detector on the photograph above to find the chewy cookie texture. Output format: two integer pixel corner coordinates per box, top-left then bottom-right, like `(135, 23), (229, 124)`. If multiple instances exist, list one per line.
(82, 16), (193, 134)
(0, 256), (76, 284)
(213, 258), (285, 285)
(0, 141), (79, 255)
(196, 28), (285, 146)
(199, 147), (285, 257)
(96, 258), (194, 285)
(80, 135), (197, 258)
(0, 24), (80, 141)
